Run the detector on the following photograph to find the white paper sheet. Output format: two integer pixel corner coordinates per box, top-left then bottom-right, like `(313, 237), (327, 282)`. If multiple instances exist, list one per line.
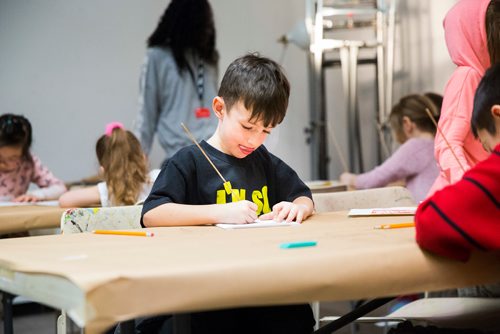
(348, 207), (417, 217)
(216, 219), (299, 229)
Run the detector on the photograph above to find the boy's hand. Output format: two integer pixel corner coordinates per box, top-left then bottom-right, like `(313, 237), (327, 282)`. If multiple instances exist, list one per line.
(259, 201), (309, 224)
(13, 194), (40, 203)
(216, 200), (258, 224)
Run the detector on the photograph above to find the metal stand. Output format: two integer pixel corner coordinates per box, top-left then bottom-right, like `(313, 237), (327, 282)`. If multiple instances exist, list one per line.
(305, 0), (397, 178)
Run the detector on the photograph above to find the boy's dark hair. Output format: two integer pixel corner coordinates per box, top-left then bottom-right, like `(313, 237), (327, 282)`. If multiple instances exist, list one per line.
(486, 0), (500, 65)
(148, 0), (218, 72)
(0, 114), (33, 163)
(472, 62), (500, 137)
(218, 54), (290, 128)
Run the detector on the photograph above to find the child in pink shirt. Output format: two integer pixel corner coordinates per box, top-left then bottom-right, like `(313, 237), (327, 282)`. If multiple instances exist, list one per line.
(429, 0), (499, 195)
(0, 114), (66, 202)
(340, 94), (440, 203)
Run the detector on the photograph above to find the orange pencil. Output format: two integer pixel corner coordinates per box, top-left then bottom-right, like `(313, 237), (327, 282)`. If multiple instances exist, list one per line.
(374, 222), (415, 230)
(92, 230), (154, 237)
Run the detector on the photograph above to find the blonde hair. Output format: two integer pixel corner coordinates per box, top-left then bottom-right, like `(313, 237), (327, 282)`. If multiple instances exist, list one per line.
(389, 94), (441, 144)
(96, 128), (148, 206)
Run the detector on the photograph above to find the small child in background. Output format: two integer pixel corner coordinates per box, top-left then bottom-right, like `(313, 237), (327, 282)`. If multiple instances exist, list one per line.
(0, 114), (66, 202)
(340, 94), (441, 203)
(59, 122), (159, 207)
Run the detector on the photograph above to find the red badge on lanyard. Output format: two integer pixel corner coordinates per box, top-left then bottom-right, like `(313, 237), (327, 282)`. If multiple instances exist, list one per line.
(195, 107), (210, 118)
(193, 62), (210, 118)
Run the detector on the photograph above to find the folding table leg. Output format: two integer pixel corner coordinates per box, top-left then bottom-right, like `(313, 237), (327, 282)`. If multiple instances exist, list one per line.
(2, 292), (14, 334)
(314, 297), (395, 334)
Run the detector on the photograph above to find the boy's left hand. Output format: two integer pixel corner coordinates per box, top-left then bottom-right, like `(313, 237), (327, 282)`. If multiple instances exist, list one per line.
(259, 201), (309, 224)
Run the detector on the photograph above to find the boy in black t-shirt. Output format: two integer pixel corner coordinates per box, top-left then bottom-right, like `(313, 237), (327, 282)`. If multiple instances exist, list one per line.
(142, 54), (315, 333)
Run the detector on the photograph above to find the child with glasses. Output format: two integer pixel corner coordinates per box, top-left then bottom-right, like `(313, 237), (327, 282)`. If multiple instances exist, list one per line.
(0, 114), (66, 202)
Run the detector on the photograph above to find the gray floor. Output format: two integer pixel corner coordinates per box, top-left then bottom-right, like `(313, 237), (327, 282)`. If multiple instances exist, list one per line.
(1, 304), (59, 334)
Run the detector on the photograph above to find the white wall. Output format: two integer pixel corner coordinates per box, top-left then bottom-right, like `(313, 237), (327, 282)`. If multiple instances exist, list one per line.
(0, 0), (456, 183)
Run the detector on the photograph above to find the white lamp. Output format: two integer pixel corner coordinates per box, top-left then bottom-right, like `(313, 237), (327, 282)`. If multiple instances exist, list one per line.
(277, 20), (310, 50)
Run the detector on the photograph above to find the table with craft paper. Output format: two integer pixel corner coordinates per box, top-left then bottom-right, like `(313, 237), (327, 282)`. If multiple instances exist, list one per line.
(0, 211), (499, 334)
(0, 204), (65, 235)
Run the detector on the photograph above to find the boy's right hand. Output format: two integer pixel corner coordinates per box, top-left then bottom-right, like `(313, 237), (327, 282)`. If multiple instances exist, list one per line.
(216, 200), (258, 224)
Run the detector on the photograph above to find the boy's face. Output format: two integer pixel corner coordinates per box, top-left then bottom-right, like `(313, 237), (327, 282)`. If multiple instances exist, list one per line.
(477, 105), (500, 153)
(212, 97), (273, 158)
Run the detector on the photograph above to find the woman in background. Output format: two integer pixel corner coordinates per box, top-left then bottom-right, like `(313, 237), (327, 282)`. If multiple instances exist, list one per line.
(134, 0), (219, 164)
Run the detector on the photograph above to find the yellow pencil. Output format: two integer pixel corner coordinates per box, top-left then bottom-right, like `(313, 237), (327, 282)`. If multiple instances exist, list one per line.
(92, 230), (154, 237)
(374, 222), (415, 229)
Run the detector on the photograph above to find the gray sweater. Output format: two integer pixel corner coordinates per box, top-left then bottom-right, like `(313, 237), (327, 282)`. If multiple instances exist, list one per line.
(134, 47), (218, 160)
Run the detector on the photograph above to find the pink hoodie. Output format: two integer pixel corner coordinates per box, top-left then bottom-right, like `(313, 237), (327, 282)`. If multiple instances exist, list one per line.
(428, 0), (491, 196)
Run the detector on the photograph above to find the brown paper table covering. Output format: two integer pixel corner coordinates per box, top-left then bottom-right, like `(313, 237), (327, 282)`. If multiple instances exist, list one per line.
(0, 205), (66, 234)
(0, 211), (499, 333)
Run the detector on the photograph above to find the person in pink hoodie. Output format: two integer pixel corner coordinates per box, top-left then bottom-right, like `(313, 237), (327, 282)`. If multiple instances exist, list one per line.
(428, 0), (499, 195)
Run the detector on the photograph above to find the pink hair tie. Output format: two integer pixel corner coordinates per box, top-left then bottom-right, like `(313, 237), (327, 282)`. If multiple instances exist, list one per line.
(105, 122), (124, 137)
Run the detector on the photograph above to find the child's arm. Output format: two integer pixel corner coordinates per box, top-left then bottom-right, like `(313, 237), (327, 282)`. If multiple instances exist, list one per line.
(340, 138), (430, 190)
(58, 186), (101, 208)
(258, 196), (314, 224)
(143, 200), (259, 227)
(27, 155), (67, 201)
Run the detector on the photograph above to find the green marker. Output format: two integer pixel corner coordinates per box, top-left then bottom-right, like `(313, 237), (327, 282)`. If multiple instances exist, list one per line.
(280, 241), (317, 249)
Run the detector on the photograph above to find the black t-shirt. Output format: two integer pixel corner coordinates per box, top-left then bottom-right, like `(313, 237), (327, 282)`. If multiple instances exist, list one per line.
(141, 140), (311, 226)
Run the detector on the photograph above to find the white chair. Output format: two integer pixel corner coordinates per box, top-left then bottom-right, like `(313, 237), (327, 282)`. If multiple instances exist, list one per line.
(57, 205), (143, 334)
(60, 205), (143, 234)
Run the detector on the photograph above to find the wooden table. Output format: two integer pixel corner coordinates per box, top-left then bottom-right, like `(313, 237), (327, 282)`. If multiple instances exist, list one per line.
(0, 211), (499, 333)
(0, 205), (66, 235)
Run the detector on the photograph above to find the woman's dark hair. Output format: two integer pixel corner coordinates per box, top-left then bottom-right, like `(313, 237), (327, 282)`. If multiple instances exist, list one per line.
(148, 0), (218, 71)
(389, 94), (442, 143)
(486, 0), (500, 64)
(0, 114), (33, 163)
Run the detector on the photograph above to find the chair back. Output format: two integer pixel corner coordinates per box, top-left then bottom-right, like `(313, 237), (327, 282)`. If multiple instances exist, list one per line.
(60, 205), (143, 234)
(313, 186), (415, 212)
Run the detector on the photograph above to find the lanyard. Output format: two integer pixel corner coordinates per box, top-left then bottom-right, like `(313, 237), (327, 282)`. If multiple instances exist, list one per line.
(188, 61), (205, 105)
(196, 62), (205, 103)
